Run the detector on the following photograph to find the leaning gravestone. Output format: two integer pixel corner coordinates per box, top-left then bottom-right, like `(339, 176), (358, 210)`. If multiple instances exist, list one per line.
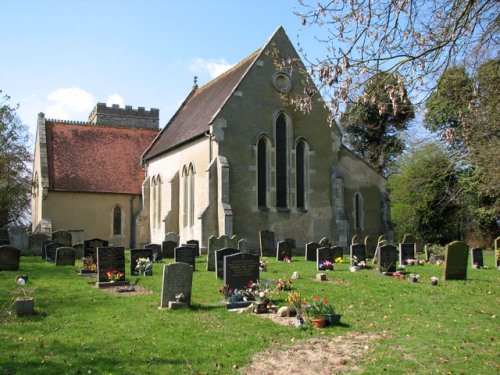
(0, 228), (10, 246)
(27, 233), (50, 256)
(276, 240), (293, 261)
(378, 244), (398, 274)
(0, 245), (21, 271)
(52, 231), (72, 247)
(96, 246), (126, 284)
(305, 242), (320, 262)
(223, 253), (259, 290)
(160, 262), (193, 309)
(84, 238), (109, 264)
(215, 248), (239, 279)
(44, 242), (63, 262)
(399, 243), (416, 265)
(130, 248), (153, 276)
(443, 241), (469, 280)
(470, 248), (484, 268)
(145, 243), (161, 261)
(317, 247), (335, 271)
(259, 230), (275, 257)
(350, 243), (366, 266)
(175, 246), (196, 271)
(55, 247), (76, 266)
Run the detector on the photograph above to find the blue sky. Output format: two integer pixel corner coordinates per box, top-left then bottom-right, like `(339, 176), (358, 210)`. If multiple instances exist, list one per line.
(2, 0), (326, 144)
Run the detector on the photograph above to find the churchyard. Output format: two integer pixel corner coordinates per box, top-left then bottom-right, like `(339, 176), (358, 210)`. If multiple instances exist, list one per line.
(0, 242), (498, 374)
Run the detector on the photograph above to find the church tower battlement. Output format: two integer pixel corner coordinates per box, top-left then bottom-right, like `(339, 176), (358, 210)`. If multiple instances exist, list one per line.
(88, 103), (159, 130)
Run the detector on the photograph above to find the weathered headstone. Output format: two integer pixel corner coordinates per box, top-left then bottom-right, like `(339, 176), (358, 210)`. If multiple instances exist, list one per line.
(305, 242), (320, 261)
(350, 243), (366, 266)
(215, 248), (239, 279)
(402, 233), (416, 244)
(317, 247), (335, 271)
(44, 242), (63, 262)
(277, 240), (293, 261)
(443, 241), (469, 280)
(96, 246), (126, 283)
(55, 247), (76, 266)
(318, 237), (332, 247)
(145, 243), (162, 261)
(415, 237), (424, 254)
(0, 228), (10, 246)
(160, 262), (193, 309)
(175, 246), (196, 271)
(470, 248), (484, 268)
(223, 253), (259, 290)
(0, 245), (21, 271)
(181, 243), (198, 258)
(27, 233), (50, 256)
(84, 238), (109, 264)
(9, 226), (27, 254)
(130, 248), (154, 276)
(207, 235), (231, 271)
(378, 244), (398, 274)
(424, 244), (432, 262)
(238, 238), (250, 253)
(52, 231), (72, 247)
(73, 243), (84, 259)
(399, 243), (416, 265)
(331, 245), (344, 260)
(259, 230), (275, 257)
(186, 240), (200, 257)
(351, 234), (362, 244)
(365, 236), (376, 258)
(161, 240), (177, 259)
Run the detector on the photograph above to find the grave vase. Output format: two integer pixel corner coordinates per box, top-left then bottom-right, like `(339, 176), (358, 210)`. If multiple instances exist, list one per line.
(310, 317), (326, 328)
(324, 313), (342, 326)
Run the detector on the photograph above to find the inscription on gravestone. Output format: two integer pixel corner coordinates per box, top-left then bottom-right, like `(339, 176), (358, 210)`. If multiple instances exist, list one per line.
(399, 243), (416, 265)
(96, 247), (125, 283)
(84, 238), (108, 264)
(130, 248), (154, 276)
(160, 262), (193, 308)
(223, 253), (259, 290)
(175, 246), (196, 271)
(378, 244), (398, 274)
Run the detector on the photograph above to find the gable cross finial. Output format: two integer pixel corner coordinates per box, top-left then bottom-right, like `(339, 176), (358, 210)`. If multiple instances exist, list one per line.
(193, 76), (198, 89)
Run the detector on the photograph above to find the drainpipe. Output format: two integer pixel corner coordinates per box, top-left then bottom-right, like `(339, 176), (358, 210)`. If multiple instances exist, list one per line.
(130, 196), (135, 248)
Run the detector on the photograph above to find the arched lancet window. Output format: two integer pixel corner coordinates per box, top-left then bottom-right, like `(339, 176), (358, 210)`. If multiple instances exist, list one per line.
(151, 177), (157, 229)
(113, 205), (122, 235)
(188, 164), (195, 227)
(296, 140), (306, 209)
(182, 164), (195, 228)
(275, 113), (288, 209)
(182, 167), (188, 227)
(156, 175), (162, 229)
(257, 137), (268, 208)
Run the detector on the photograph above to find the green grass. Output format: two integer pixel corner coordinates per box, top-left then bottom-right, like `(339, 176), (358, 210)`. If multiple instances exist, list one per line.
(1, 252), (498, 374)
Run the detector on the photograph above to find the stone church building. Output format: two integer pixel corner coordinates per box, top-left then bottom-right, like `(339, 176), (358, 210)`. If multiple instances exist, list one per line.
(31, 27), (391, 251)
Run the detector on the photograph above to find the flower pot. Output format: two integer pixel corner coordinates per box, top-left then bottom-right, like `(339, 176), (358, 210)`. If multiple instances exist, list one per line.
(16, 297), (34, 317)
(310, 317), (327, 328)
(324, 313), (342, 326)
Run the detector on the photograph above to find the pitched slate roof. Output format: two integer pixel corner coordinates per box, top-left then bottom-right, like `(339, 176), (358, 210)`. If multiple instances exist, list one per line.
(45, 121), (159, 194)
(143, 46), (262, 161)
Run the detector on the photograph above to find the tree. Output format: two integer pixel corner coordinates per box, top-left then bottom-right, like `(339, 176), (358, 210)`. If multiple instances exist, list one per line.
(340, 71), (414, 176)
(293, 0), (499, 117)
(387, 142), (462, 244)
(0, 91), (32, 227)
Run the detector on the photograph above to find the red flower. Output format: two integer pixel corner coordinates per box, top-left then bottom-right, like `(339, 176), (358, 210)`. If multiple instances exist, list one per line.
(324, 299), (328, 304)
(313, 296), (319, 301)
(247, 281), (253, 287)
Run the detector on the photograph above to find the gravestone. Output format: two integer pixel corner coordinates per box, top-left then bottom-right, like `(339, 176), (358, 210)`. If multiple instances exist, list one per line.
(162, 232), (179, 258)
(207, 235), (231, 272)
(84, 238), (109, 264)
(68, 229), (84, 245)
(495, 237), (500, 269)
(9, 226), (27, 254)
(96, 246), (126, 283)
(378, 244), (398, 274)
(259, 230), (275, 257)
(424, 244), (432, 262)
(27, 233), (50, 256)
(238, 238), (250, 253)
(52, 231), (72, 247)
(175, 246), (196, 271)
(73, 243), (84, 259)
(443, 241), (469, 280)
(331, 245), (344, 260)
(352, 234), (362, 244)
(145, 243), (162, 261)
(470, 248), (484, 268)
(399, 243), (416, 265)
(373, 236), (390, 264)
(365, 236), (376, 258)
(350, 243), (366, 266)
(0, 228), (10, 246)
(0, 245), (21, 271)
(223, 253), (259, 290)
(55, 247), (76, 266)
(305, 242), (320, 261)
(402, 233), (416, 244)
(130, 248), (154, 276)
(276, 240), (293, 261)
(186, 240), (200, 257)
(319, 237), (332, 247)
(415, 237), (424, 254)
(317, 247), (335, 271)
(160, 262), (193, 309)
(44, 242), (63, 262)
(215, 248), (239, 279)
(181, 243), (198, 258)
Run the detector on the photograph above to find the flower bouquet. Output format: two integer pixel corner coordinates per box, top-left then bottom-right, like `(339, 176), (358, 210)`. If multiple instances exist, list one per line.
(319, 260), (334, 271)
(107, 270), (124, 282)
(135, 257), (153, 276)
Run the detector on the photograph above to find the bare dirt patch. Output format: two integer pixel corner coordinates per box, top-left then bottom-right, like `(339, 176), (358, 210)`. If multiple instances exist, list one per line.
(96, 284), (152, 296)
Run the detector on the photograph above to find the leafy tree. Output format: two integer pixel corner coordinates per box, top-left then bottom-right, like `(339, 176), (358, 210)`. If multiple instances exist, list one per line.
(340, 72), (415, 176)
(387, 142), (462, 244)
(0, 91), (32, 227)
(292, 0), (499, 116)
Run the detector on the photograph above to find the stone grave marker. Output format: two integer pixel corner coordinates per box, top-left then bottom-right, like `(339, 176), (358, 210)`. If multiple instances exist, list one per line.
(352, 234), (362, 244)
(399, 243), (416, 265)
(207, 235), (231, 271)
(44, 242), (63, 263)
(160, 262), (193, 309)
(175, 246), (196, 271)
(73, 243), (84, 259)
(443, 241), (469, 280)
(238, 238), (250, 253)
(470, 248), (484, 268)
(415, 237), (424, 254)
(402, 233), (416, 244)
(186, 240), (200, 257)
(424, 244), (432, 262)
(181, 243), (198, 258)
(259, 230), (275, 257)
(27, 233), (50, 256)
(495, 237), (500, 269)
(130, 248), (154, 276)
(0, 228), (10, 246)
(319, 237), (331, 247)
(96, 246), (126, 283)
(9, 226), (27, 254)
(365, 236), (376, 258)
(215, 248), (239, 279)
(84, 238), (109, 264)
(52, 231), (72, 247)
(223, 253), (259, 290)
(145, 243), (162, 261)
(0, 245), (21, 271)
(162, 240), (177, 259)
(276, 240), (293, 261)
(55, 247), (76, 266)
(317, 247), (335, 271)
(378, 244), (398, 274)
(332, 245), (344, 260)
(350, 243), (366, 266)
(305, 242), (320, 261)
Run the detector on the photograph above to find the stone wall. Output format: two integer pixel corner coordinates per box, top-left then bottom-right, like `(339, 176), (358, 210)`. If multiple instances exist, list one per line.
(88, 103), (159, 130)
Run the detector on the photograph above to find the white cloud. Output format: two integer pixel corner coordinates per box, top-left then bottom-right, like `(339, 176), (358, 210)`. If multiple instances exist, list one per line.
(188, 58), (234, 79)
(45, 87), (94, 120)
(106, 93), (124, 107)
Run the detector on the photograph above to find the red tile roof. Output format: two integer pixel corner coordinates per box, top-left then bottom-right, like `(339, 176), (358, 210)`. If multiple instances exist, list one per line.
(45, 122), (159, 194)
